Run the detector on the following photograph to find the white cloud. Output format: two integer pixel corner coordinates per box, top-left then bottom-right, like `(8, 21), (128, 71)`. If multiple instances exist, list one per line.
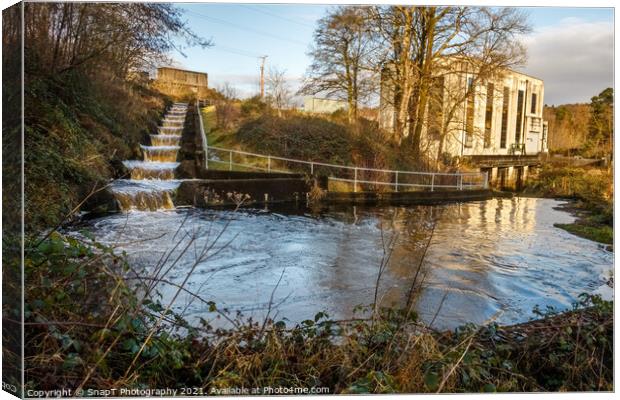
(519, 18), (613, 105)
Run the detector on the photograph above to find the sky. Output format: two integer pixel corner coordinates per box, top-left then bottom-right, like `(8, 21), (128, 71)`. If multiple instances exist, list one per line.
(170, 4), (614, 106)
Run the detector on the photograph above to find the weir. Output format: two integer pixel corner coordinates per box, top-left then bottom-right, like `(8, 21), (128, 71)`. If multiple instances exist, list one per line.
(150, 134), (181, 146)
(111, 103), (188, 210)
(158, 126), (183, 135)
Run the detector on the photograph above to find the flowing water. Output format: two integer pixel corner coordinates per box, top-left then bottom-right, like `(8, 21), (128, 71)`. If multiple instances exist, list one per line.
(72, 197), (613, 330)
(112, 103), (187, 211)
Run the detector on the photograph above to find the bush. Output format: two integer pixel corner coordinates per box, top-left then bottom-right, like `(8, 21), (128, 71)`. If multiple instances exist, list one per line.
(529, 165), (612, 224)
(240, 95), (268, 118)
(235, 113), (413, 172)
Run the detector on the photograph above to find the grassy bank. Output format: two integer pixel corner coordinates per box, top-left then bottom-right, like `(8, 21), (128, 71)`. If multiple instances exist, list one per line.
(19, 231), (613, 394)
(526, 165), (613, 246)
(24, 72), (168, 230)
(202, 99), (423, 175)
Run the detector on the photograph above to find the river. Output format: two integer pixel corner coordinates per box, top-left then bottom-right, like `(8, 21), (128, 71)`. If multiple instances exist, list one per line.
(71, 197), (613, 330)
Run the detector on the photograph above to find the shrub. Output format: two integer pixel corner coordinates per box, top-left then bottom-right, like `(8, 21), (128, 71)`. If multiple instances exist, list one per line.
(529, 165), (612, 224)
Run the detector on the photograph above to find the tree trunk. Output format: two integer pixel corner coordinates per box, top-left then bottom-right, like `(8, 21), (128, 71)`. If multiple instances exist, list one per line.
(410, 9), (437, 161)
(395, 7), (414, 141)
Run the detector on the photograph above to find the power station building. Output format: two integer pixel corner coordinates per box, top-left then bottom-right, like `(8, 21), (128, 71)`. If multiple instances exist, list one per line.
(379, 59), (549, 189)
(379, 61), (548, 157)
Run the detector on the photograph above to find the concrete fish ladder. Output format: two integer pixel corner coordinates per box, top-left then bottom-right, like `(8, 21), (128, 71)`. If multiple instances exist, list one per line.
(111, 103), (188, 211)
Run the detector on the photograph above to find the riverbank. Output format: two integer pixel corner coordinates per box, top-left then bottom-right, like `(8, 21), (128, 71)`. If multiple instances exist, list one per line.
(20, 198), (613, 394)
(553, 201), (613, 249)
(525, 165), (613, 248)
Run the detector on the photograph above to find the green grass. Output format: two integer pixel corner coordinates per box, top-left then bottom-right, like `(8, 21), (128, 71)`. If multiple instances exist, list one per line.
(201, 105), (292, 173)
(201, 105), (236, 148)
(555, 223), (613, 245)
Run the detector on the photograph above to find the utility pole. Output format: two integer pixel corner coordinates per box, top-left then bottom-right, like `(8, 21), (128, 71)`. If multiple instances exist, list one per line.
(259, 55), (268, 98)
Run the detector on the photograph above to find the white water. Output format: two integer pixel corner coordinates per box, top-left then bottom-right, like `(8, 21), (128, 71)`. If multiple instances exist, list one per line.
(111, 103), (188, 211)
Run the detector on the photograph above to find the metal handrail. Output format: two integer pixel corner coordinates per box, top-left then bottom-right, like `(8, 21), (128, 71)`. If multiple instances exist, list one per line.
(206, 145), (482, 176)
(205, 146), (488, 192)
(196, 100), (209, 169)
(196, 104), (489, 192)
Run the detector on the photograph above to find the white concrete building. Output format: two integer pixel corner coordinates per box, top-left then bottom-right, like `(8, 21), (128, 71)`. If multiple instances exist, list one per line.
(303, 96), (348, 114)
(379, 60), (549, 159)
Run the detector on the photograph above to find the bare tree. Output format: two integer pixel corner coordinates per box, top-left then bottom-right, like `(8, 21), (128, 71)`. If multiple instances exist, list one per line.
(214, 82), (238, 129)
(24, 3), (210, 79)
(370, 6), (530, 161)
(265, 66), (292, 117)
(300, 6), (377, 123)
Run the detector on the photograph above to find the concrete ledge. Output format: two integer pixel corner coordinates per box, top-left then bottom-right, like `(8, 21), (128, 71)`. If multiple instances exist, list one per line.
(324, 189), (496, 205)
(176, 178), (310, 207)
(198, 169), (303, 180)
(176, 160), (303, 180)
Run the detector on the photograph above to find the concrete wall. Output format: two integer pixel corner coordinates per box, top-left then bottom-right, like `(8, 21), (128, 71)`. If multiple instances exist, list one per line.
(176, 178), (310, 207)
(326, 188), (495, 205)
(303, 96), (348, 114)
(154, 67), (210, 99)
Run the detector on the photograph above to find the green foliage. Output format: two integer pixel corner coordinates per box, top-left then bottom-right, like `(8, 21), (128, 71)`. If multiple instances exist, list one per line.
(585, 88), (613, 157)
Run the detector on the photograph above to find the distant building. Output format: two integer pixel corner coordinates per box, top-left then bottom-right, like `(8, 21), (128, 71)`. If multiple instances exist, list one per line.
(303, 96), (348, 114)
(154, 67), (209, 99)
(379, 59), (548, 158)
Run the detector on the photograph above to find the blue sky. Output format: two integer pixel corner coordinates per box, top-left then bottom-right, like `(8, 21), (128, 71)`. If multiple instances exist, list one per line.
(170, 4), (614, 105)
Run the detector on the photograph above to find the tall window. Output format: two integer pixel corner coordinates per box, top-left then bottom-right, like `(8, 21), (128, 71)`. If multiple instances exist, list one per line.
(500, 87), (509, 148)
(484, 83), (494, 148)
(464, 78), (474, 148)
(515, 89), (525, 143)
(531, 93), (538, 114)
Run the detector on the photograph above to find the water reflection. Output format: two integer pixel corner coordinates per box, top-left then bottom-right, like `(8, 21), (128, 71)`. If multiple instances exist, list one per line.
(72, 198), (613, 330)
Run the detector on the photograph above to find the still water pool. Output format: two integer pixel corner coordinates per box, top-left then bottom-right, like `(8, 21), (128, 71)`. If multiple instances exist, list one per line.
(73, 197), (613, 330)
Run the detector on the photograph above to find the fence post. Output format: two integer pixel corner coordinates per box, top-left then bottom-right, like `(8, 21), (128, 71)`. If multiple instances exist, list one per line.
(310, 163), (314, 175)
(395, 171), (399, 192)
(431, 174), (435, 192)
(268, 156), (271, 173)
(458, 175), (463, 190)
(483, 171), (489, 189)
(354, 168), (358, 193)
(229, 151), (232, 171)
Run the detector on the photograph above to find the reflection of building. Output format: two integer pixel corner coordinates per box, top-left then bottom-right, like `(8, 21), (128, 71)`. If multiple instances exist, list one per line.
(154, 67), (209, 99)
(303, 96), (348, 114)
(380, 60), (548, 157)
